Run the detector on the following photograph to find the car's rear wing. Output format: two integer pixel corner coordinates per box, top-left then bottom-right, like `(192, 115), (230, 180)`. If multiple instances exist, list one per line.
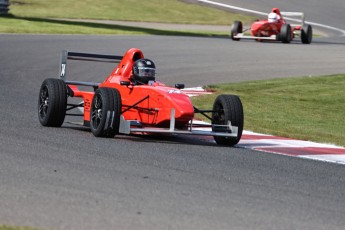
(59, 50), (123, 87)
(281, 12), (305, 25)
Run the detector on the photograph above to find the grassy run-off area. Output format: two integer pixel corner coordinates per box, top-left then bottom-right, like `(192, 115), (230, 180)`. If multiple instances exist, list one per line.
(192, 75), (345, 147)
(0, 0), (255, 35)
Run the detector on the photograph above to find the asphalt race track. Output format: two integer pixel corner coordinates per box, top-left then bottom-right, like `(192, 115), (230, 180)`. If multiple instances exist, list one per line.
(1, 1), (345, 230)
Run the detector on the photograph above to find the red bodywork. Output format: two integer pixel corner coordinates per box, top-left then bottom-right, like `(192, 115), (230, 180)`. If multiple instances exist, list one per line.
(250, 8), (300, 38)
(70, 48), (194, 128)
(39, 47), (243, 145)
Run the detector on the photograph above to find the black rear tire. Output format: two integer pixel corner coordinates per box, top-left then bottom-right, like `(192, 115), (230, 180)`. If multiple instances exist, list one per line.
(280, 24), (292, 43)
(230, 21), (243, 41)
(212, 95), (244, 146)
(301, 24), (312, 44)
(38, 78), (67, 127)
(90, 87), (122, 138)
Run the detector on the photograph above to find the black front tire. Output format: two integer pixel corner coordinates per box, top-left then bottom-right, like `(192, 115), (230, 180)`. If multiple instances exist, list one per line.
(212, 95), (244, 146)
(90, 87), (122, 138)
(230, 21), (243, 41)
(301, 24), (312, 44)
(38, 78), (67, 127)
(280, 24), (292, 43)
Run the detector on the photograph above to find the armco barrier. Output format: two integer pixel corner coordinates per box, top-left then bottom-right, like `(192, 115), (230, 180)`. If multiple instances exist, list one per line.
(0, 0), (9, 15)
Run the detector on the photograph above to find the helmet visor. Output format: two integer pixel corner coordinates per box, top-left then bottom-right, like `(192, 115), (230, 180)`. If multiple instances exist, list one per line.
(137, 67), (156, 77)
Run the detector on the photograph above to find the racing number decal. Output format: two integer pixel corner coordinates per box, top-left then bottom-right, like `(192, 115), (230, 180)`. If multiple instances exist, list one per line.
(84, 98), (91, 113)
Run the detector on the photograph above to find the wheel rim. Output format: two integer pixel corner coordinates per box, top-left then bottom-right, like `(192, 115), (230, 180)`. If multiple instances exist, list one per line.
(214, 102), (231, 134)
(39, 85), (49, 119)
(213, 102), (225, 125)
(213, 101), (231, 137)
(91, 94), (103, 129)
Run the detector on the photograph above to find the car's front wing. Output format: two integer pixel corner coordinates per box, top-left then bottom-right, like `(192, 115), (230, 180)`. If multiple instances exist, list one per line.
(233, 33), (278, 41)
(119, 109), (238, 137)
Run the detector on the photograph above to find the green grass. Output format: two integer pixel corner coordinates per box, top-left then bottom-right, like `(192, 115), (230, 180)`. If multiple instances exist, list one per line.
(192, 75), (345, 147)
(9, 0), (253, 24)
(0, 16), (227, 35)
(0, 0), (256, 34)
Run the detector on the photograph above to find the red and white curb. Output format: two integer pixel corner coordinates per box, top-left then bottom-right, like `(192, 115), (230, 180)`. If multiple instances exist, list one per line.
(239, 131), (345, 165)
(185, 87), (345, 165)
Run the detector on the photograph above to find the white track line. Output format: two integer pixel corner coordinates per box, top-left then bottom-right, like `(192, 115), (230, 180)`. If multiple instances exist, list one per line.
(197, 0), (345, 36)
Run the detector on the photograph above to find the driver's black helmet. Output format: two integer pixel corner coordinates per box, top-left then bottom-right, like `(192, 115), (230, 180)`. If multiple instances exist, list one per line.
(132, 58), (156, 84)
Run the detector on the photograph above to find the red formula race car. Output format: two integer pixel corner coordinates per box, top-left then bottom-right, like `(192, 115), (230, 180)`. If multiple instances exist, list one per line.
(230, 8), (312, 44)
(38, 48), (244, 146)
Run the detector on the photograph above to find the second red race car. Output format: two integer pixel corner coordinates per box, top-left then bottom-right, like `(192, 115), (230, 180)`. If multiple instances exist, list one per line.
(230, 8), (312, 44)
(38, 48), (244, 146)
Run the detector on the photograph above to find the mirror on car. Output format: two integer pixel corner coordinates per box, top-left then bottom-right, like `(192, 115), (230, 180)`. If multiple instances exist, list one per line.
(175, 84), (185, 89)
(120, 81), (131, 86)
